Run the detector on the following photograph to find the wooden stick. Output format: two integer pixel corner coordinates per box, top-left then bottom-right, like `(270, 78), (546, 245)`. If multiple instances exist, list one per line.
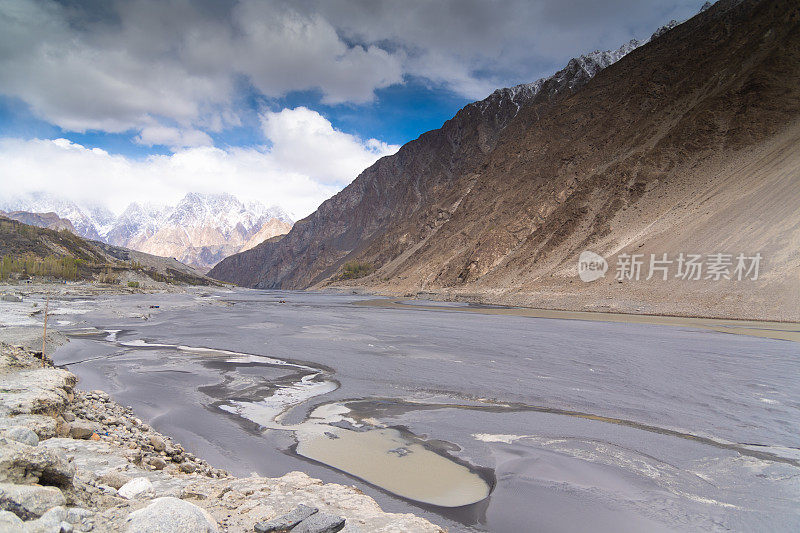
(42, 296), (49, 366)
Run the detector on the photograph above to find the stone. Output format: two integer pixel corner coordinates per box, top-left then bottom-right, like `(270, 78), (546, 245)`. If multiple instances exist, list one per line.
(2, 426), (39, 446)
(66, 507), (94, 524)
(0, 294), (22, 302)
(0, 483), (66, 520)
(68, 421), (99, 440)
(293, 512), (346, 533)
(62, 412), (76, 422)
(254, 504), (318, 532)
(147, 457), (167, 470)
(149, 435), (166, 452)
(24, 505), (67, 533)
(179, 462), (196, 474)
(0, 439), (75, 487)
(117, 477), (154, 500)
(0, 510), (25, 532)
(60, 522), (74, 533)
(98, 471), (130, 490)
(125, 497), (218, 532)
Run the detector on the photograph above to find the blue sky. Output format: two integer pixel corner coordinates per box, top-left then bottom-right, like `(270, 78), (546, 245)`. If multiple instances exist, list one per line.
(0, 0), (708, 216)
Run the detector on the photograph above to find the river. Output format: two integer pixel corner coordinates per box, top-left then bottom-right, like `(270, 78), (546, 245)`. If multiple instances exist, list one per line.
(51, 289), (800, 532)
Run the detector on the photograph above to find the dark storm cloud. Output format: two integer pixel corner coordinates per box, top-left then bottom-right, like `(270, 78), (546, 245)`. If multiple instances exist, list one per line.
(0, 0), (706, 134)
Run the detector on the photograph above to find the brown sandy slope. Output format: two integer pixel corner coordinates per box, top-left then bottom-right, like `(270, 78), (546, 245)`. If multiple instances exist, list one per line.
(210, 0), (800, 321)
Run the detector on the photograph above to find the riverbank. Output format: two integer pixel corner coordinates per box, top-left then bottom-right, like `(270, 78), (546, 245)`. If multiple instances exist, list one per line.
(322, 276), (800, 323)
(0, 289), (442, 532)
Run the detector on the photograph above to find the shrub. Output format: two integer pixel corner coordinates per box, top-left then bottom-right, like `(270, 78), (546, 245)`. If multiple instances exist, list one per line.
(127, 281), (140, 288)
(340, 261), (374, 280)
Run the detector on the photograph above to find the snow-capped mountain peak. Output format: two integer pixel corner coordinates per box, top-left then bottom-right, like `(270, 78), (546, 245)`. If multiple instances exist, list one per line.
(1, 192), (294, 271)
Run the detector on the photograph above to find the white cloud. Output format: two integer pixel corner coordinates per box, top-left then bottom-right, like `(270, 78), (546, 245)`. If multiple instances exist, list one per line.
(261, 107), (399, 185)
(135, 126), (214, 150)
(0, 108), (398, 217)
(0, 0), (403, 133)
(0, 0), (705, 134)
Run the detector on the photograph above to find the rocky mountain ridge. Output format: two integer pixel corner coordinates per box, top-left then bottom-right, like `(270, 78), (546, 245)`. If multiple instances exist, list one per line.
(209, 0), (800, 321)
(206, 10), (687, 289)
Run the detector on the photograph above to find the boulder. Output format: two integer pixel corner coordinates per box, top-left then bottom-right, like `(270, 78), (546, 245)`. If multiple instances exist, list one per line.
(146, 457), (167, 470)
(125, 497), (218, 532)
(98, 471), (131, 490)
(0, 483), (66, 520)
(2, 426), (39, 446)
(0, 439), (75, 487)
(117, 477), (154, 500)
(68, 421), (99, 440)
(0, 510), (25, 532)
(21, 505), (66, 533)
(254, 504), (318, 532)
(149, 435), (166, 452)
(0, 368), (76, 417)
(293, 512), (346, 533)
(0, 294), (22, 302)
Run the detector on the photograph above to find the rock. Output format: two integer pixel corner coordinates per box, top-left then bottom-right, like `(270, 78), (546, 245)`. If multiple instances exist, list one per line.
(254, 504), (318, 532)
(2, 426), (39, 446)
(0, 367), (76, 418)
(0, 510), (25, 532)
(0, 439), (75, 487)
(62, 412), (76, 423)
(125, 497), (218, 532)
(117, 477), (154, 500)
(0, 483), (66, 520)
(147, 457), (167, 470)
(293, 512), (346, 533)
(387, 447), (410, 457)
(98, 471), (130, 490)
(60, 522), (74, 533)
(66, 507), (94, 524)
(179, 462), (196, 474)
(149, 435), (166, 452)
(68, 421), (99, 440)
(0, 294), (22, 302)
(23, 505), (66, 533)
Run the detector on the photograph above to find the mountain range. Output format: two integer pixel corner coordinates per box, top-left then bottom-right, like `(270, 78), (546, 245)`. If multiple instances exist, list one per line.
(209, 0), (800, 321)
(1, 193), (293, 272)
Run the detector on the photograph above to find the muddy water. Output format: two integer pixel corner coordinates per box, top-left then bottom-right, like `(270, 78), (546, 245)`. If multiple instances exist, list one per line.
(298, 427), (491, 507)
(50, 289), (800, 532)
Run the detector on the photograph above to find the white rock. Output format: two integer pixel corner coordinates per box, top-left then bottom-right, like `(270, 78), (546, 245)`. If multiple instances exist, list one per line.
(0, 483), (66, 520)
(125, 497), (218, 532)
(2, 427), (38, 447)
(0, 510), (25, 532)
(117, 477), (154, 500)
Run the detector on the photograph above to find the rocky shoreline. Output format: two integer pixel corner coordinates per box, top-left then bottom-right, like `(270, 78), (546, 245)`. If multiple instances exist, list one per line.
(0, 324), (442, 532)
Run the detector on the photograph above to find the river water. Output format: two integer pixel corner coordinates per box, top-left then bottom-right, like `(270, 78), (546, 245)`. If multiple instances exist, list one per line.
(51, 289), (800, 532)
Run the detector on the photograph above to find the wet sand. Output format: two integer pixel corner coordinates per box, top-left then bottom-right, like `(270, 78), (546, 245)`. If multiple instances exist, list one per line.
(358, 298), (800, 343)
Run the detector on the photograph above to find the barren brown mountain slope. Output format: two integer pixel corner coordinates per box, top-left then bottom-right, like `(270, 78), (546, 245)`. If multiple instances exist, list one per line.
(210, 0), (800, 321)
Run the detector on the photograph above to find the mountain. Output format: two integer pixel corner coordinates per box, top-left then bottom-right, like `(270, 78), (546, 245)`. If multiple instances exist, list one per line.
(209, 0), (800, 321)
(1, 193), (293, 272)
(124, 193), (293, 272)
(0, 211), (76, 233)
(0, 216), (211, 286)
(0, 192), (105, 241)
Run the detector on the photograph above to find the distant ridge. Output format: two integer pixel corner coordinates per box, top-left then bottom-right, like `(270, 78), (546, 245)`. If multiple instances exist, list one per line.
(1, 192), (293, 271)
